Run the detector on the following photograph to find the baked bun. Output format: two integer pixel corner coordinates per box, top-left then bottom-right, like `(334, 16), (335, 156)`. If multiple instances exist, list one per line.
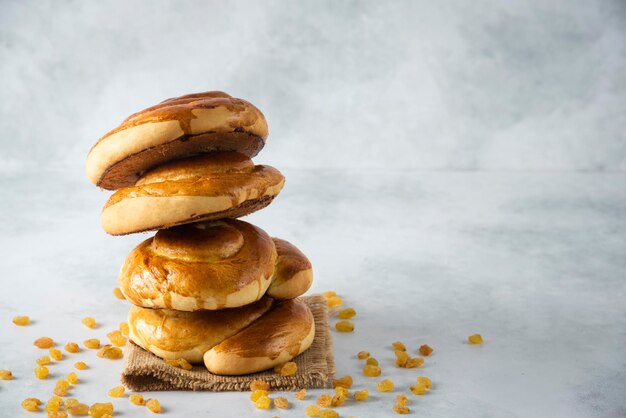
(204, 298), (315, 375)
(101, 152), (284, 235)
(127, 298), (314, 374)
(119, 220), (312, 311)
(127, 298), (274, 363)
(86, 92), (268, 190)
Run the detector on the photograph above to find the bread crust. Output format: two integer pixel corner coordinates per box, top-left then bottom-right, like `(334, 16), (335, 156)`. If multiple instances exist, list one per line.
(203, 299), (315, 375)
(101, 152), (284, 235)
(86, 92), (268, 189)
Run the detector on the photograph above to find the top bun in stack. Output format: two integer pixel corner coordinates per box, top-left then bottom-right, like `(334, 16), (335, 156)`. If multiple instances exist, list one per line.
(86, 91), (268, 190)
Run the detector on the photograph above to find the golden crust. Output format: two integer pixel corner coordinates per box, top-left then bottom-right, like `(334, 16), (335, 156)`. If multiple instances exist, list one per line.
(86, 92), (269, 190)
(119, 219), (277, 311)
(203, 299), (315, 375)
(127, 298), (274, 363)
(101, 152), (285, 235)
(119, 221), (313, 311)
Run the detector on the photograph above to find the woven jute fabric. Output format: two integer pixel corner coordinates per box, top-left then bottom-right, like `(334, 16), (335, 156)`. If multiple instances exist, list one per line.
(120, 295), (335, 391)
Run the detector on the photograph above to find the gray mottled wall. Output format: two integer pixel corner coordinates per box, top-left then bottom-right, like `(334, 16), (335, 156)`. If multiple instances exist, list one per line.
(1, 0), (624, 173)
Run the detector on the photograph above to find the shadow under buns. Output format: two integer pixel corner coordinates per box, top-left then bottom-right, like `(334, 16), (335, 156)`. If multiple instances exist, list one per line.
(119, 219), (277, 311)
(127, 297), (275, 364)
(101, 152), (285, 235)
(86, 91), (268, 190)
(204, 298), (315, 375)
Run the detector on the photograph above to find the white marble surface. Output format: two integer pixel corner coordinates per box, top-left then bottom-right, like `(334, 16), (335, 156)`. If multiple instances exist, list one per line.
(0, 168), (625, 417)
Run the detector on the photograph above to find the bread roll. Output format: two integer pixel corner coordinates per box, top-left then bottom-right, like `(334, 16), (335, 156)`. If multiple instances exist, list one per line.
(204, 298), (315, 375)
(127, 298), (315, 375)
(119, 219), (312, 311)
(86, 92), (268, 190)
(127, 298), (273, 363)
(101, 152), (284, 235)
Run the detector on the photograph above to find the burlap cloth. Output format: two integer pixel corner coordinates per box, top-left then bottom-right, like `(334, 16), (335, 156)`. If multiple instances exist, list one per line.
(121, 295), (334, 391)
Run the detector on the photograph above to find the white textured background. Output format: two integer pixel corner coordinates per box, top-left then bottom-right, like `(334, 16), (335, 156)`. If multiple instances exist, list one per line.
(1, 1), (625, 418)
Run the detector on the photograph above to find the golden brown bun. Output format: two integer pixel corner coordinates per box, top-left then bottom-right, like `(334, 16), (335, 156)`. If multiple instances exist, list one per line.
(127, 298), (274, 363)
(119, 220), (313, 311)
(128, 298), (314, 374)
(101, 152), (284, 235)
(86, 92), (268, 190)
(119, 219), (276, 311)
(267, 238), (313, 299)
(203, 298), (315, 375)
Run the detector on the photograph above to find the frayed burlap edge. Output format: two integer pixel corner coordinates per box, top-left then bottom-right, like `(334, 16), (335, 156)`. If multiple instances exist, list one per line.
(120, 295), (335, 391)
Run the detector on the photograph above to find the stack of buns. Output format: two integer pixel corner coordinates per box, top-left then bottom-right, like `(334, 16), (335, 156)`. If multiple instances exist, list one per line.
(86, 92), (315, 375)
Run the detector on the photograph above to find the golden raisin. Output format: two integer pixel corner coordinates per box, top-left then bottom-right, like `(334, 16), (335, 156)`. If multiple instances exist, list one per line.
(66, 372), (78, 384)
(250, 379), (270, 391)
(82, 317), (97, 329)
(165, 358), (192, 370)
(410, 384), (427, 395)
(48, 411), (68, 418)
(146, 398), (161, 413)
(331, 393), (346, 406)
(64, 398), (79, 409)
(332, 375), (353, 389)
(323, 291), (337, 298)
(396, 394), (409, 406)
(334, 386), (349, 397)
(377, 379), (395, 392)
(393, 403), (410, 414)
(107, 330), (126, 347)
(354, 389), (369, 401)
(320, 410), (339, 418)
(395, 350), (410, 367)
(363, 364), (381, 377)
(129, 394), (145, 405)
(365, 357), (378, 366)
(21, 397), (42, 412)
(335, 320), (354, 332)
(54, 379), (70, 396)
(108, 386), (125, 398)
(278, 361), (297, 376)
(68, 403), (90, 416)
(83, 339), (100, 349)
(112, 287), (125, 300)
(419, 344), (433, 356)
(250, 390), (268, 401)
(0, 369), (12, 380)
(97, 345), (122, 359)
(337, 307), (356, 319)
(119, 322), (129, 336)
(37, 356), (51, 365)
(12, 315), (30, 326)
(357, 351), (370, 360)
(88, 402), (113, 417)
(316, 394), (332, 407)
(468, 334), (483, 344)
(34, 336), (54, 348)
(295, 389), (307, 400)
(254, 395), (272, 409)
(50, 347), (63, 361)
(305, 405), (321, 416)
(34, 365), (49, 379)
(405, 357), (424, 368)
(326, 296), (343, 309)
(74, 362), (88, 370)
(392, 341), (406, 351)
(416, 376), (432, 390)
(65, 342), (80, 353)
(274, 396), (289, 409)
(45, 396), (63, 412)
